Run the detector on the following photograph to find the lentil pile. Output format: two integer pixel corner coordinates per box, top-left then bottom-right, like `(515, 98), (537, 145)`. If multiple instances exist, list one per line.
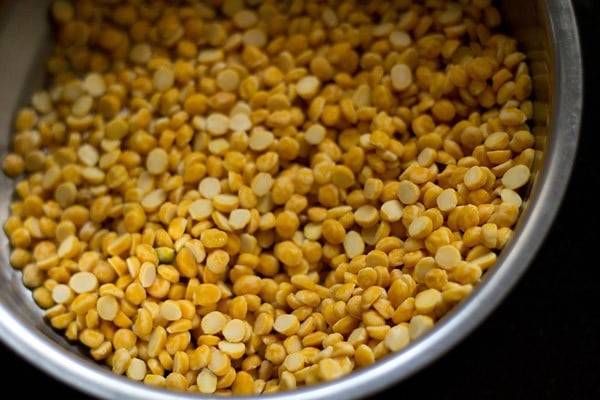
(1, 0), (536, 395)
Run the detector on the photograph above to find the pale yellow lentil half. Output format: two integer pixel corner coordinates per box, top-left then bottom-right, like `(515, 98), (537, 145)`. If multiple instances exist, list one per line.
(2, 0), (537, 395)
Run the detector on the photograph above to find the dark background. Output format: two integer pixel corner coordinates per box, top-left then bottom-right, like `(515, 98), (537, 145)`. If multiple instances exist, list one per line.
(1, 1), (598, 399)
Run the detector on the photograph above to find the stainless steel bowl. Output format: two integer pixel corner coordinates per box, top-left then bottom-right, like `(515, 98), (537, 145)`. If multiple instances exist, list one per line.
(0, 0), (582, 399)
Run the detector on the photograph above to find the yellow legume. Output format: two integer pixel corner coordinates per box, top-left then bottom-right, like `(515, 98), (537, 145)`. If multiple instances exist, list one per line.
(1, 0), (537, 394)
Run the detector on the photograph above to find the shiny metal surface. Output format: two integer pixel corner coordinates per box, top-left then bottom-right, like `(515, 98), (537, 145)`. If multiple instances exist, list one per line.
(0, 1), (582, 399)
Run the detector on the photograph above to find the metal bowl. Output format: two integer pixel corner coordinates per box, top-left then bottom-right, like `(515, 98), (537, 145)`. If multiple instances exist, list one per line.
(0, 0), (582, 399)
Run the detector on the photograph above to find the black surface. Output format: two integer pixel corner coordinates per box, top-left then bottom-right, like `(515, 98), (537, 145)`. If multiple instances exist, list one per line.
(1, 1), (599, 399)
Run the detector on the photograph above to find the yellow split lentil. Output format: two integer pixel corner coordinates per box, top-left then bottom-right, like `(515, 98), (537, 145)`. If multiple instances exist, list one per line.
(2, 0), (537, 395)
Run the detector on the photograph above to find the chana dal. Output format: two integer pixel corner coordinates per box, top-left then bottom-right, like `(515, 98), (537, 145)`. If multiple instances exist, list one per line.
(1, 0), (536, 395)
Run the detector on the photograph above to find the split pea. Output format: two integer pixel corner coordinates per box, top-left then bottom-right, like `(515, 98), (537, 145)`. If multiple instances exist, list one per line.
(1, 0), (536, 395)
